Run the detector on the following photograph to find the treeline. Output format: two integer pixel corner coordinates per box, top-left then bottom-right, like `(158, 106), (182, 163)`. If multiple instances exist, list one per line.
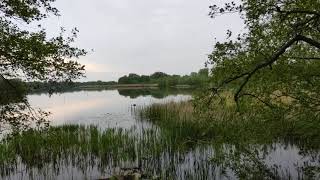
(1, 68), (210, 94)
(27, 81), (76, 93)
(27, 68), (210, 92)
(118, 68), (210, 87)
(27, 81), (118, 93)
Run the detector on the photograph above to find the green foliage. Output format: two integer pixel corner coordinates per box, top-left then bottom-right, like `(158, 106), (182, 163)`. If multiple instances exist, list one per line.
(205, 0), (320, 119)
(0, 0), (86, 133)
(26, 80), (118, 93)
(0, 0), (86, 81)
(118, 69), (210, 87)
(0, 79), (27, 105)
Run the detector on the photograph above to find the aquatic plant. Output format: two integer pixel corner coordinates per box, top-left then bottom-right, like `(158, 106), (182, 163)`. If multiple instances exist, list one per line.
(138, 101), (320, 179)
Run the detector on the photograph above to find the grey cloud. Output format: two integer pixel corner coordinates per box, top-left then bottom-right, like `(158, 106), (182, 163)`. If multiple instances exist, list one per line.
(43, 0), (243, 81)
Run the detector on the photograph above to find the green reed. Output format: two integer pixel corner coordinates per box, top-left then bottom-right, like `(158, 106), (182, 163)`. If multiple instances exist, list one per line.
(0, 101), (320, 179)
(137, 100), (320, 179)
(138, 101), (320, 147)
(0, 125), (138, 177)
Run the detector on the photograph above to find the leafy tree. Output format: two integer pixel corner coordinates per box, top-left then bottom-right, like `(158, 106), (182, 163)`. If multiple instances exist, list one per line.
(140, 75), (150, 83)
(150, 72), (169, 79)
(190, 72), (198, 77)
(0, 0), (86, 133)
(203, 0), (320, 119)
(117, 71), (209, 87)
(198, 68), (209, 77)
(118, 75), (129, 84)
(127, 73), (141, 83)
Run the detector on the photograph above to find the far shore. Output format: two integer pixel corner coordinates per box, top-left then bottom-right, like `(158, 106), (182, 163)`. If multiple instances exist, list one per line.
(78, 84), (193, 90)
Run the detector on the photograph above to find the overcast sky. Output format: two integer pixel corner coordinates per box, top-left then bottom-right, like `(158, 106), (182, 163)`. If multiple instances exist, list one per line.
(43, 0), (244, 81)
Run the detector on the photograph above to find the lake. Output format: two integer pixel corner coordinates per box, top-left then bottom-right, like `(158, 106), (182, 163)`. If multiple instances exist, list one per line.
(1, 88), (319, 180)
(28, 88), (191, 128)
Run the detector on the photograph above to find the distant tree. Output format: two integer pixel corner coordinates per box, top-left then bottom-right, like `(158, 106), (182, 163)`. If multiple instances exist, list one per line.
(0, 0), (86, 133)
(190, 72), (198, 77)
(204, 0), (320, 117)
(198, 68), (209, 77)
(117, 71), (209, 87)
(150, 72), (169, 79)
(128, 73), (141, 83)
(118, 75), (129, 84)
(140, 75), (150, 83)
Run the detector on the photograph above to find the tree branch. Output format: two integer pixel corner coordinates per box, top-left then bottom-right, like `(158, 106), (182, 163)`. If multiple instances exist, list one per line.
(0, 74), (44, 122)
(212, 34), (320, 103)
(297, 35), (320, 49)
(241, 93), (274, 108)
(234, 35), (302, 102)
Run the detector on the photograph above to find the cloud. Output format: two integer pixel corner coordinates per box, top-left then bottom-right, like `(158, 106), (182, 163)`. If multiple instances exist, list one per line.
(43, 0), (244, 81)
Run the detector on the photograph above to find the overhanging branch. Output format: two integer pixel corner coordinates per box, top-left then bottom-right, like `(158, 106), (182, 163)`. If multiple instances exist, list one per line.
(233, 35), (301, 102)
(297, 35), (320, 49)
(212, 34), (320, 103)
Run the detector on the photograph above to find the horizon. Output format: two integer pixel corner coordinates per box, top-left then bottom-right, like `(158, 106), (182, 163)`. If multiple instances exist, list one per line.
(41, 0), (243, 81)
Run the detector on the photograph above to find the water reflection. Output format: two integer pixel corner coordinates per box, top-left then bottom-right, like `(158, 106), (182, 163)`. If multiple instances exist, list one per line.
(1, 125), (319, 180)
(117, 88), (192, 99)
(0, 89), (319, 179)
(27, 89), (192, 128)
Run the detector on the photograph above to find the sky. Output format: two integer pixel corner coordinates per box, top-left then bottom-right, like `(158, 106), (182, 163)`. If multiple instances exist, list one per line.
(43, 0), (244, 81)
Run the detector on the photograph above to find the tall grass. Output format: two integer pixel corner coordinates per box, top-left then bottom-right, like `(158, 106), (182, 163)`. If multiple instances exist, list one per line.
(0, 124), (221, 179)
(139, 100), (320, 147)
(1, 101), (319, 179)
(138, 100), (320, 179)
(0, 125), (137, 177)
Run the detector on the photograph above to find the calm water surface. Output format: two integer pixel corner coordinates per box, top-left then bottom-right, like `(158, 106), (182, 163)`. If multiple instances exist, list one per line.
(1, 89), (319, 180)
(28, 89), (191, 128)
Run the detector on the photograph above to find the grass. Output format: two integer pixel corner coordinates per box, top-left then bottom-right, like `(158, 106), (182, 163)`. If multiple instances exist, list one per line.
(0, 124), (216, 179)
(139, 100), (320, 147)
(137, 100), (320, 179)
(1, 100), (320, 179)
(0, 125), (138, 177)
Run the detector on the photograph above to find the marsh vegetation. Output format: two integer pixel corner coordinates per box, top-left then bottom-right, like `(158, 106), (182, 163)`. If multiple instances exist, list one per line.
(0, 89), (319, 179)
(1, 0), (320, 179)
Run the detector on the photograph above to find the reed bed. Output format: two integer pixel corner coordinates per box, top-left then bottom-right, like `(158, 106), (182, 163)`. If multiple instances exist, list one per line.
(0, 101), (319, 179)
(0, 125), (138, 177)
(137, 101), (320, 179)
(0, 124), (217, 179)
(139, 100), (320, 147)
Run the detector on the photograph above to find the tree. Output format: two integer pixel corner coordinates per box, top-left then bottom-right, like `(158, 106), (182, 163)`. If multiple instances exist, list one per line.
(150, 72), (169, 79)
(127, 73), (141, 83)
(140, 75), (150, 83)
(0, 0), (86, 133)
(198, 68), (209, 77)
(205, 0), (320, 117)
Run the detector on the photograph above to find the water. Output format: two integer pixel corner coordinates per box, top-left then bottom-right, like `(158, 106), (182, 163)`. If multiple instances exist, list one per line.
(1, 88), (320, 180)
(28, 89), (191, 128)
